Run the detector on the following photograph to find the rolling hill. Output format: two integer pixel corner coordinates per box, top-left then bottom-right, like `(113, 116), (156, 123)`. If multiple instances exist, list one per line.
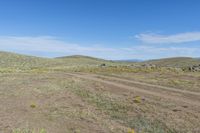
(55, 55), (114, 66)
(1, 51), (200, 69)
(0, 51), (200, 132)
(144, 57), (200, 68)
(0, 51), (116, 69)
(0, 51), (52, 68)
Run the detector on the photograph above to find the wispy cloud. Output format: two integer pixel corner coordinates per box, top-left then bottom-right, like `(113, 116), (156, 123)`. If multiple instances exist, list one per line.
(0, 36), (121, 59)
(0, 36), (200, 60)
(135, 32), (200, 44)
(0, 36), (115, 53)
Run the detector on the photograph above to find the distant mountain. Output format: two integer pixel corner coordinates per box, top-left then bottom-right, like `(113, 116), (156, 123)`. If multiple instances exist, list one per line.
(115, 59), (143, 62)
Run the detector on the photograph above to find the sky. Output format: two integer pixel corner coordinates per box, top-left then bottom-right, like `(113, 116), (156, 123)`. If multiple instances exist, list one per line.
(0, 0), (200, 60)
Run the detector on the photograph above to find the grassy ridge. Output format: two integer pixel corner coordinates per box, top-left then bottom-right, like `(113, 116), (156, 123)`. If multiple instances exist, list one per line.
(1, 51), (200, 71)
(0, 51), (52, 68)
(144, 57), (200, 67)
(0, 51), (118, 70)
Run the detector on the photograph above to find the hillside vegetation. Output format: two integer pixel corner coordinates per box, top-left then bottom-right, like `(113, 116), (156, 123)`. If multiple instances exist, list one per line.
(144, 57), (200, 68)
(0, 51), (200, 133)
(1, 51), (200, 69)
(0, 51), (117, 70)
(0, 51), (51, 68)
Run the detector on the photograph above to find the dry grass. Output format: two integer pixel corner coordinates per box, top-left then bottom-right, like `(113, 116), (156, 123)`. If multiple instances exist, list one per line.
(0, 51), (200, 132)
(63, 78), (177, 133)
(12, 128), (46, 133)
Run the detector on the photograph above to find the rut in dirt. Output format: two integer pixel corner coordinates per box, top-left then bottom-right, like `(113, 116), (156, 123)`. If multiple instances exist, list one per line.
(65, 72), (200, 107)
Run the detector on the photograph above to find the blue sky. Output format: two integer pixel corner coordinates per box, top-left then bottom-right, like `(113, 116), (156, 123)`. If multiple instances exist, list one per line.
(0, 0), (200, 60)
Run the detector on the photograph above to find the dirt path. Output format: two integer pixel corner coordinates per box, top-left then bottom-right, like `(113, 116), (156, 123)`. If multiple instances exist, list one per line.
(1, 72), (199, 132)
(66, 72), (200, 107)
(78, 72), (200, 96)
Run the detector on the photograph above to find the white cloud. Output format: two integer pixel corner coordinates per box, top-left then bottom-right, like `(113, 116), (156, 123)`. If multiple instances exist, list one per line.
(120, 46), (200, 59)
(0, 36), (122, 59)
(135, 32), (200, 44)
(0, 36), (200, 60)
(0, 36), (116, 53)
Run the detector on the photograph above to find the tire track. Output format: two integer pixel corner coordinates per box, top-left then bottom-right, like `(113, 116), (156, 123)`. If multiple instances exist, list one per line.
(79, 72), (200, 97)
(66, 72), (200, 107)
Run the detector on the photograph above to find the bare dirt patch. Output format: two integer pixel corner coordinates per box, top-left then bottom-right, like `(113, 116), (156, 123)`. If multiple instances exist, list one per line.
(0, 72), (200, 133)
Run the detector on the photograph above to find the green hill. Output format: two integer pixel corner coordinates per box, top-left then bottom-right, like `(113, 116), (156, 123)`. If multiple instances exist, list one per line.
(55, 55), (114, 66)
(0, 51), (116, 70)
(143, 57), (200, 68)
(1, 51), (199, 71)
(0, 51), (52, 69)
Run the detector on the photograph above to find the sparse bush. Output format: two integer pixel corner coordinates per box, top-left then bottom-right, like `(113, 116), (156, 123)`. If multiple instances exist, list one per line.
(12, 128), (46, 133)
(30, 103), (36, 108)
(133, 96), (141, 103)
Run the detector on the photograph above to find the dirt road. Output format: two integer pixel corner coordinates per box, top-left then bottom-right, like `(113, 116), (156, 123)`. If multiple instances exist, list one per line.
(67, 72), (200, 107)
(0, 72), (199, 133)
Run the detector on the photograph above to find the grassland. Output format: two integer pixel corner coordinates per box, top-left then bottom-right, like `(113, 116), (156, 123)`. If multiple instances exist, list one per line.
(143, 57), (200, 68)
(0, 51), (200, 133)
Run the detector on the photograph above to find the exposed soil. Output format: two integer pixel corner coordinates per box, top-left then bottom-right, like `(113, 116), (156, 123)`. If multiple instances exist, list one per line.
(0, 72), (200, 133)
